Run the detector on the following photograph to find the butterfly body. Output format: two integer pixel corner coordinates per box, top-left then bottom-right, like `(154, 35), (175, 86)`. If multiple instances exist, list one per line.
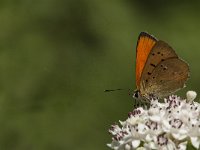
(134, 32), (189, 101)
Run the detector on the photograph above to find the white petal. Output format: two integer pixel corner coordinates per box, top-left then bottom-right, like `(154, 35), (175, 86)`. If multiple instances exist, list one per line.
(167, 144), (175, 150)
(162, 120), (171, 132)
(114, 147), (119, 150)
(119, 140), (124, 145)
(127, 116), (141, 125)
(145, 134), (153, 142)
(178, 141), (187, 150)
(132, 140), (140, 148)
(190, 119), (198, 125)
(186, 91), (197, 102)
(107, 143), (112, 148)
(136, 147), (146, 150)
(179, 129), (188, 134)
(125, 144), (131, 150)
(191, 137), (200, 149)
(138, 123), (146, 134)
(148, 108), (159, 115)
(145, 142), (157, 149)
(167, 139), (176, 149)
(119, 120), (126, 126)
(149, 115), (161, 122)
(172, 133), (187, 140)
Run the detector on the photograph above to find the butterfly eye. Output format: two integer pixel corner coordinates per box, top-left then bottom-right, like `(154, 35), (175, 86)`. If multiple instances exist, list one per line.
(133, 90), (140, 99)
(134, 92), (138, 98)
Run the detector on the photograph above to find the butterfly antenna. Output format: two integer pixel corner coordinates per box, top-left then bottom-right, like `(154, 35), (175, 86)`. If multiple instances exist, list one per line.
(104, 89), (131, 92)
(104, 88), (125, 92)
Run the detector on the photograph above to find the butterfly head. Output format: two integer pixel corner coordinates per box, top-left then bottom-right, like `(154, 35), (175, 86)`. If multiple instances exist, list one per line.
(133, 90), (141, 99)
(133, 89), (153, 103)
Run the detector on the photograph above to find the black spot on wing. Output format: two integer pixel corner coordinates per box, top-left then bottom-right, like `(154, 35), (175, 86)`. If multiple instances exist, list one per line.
(150, 63), (156, 67)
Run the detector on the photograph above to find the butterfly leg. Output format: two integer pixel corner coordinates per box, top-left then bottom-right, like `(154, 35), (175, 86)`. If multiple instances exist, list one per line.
(133, 97), (149, 109)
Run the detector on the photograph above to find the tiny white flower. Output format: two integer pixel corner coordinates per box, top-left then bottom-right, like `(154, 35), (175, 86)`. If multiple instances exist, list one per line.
(132, 140), (140, 148)
(108, 91), (200, 150)
(152, 134), (176, 150)
(186, 91), (197, 102)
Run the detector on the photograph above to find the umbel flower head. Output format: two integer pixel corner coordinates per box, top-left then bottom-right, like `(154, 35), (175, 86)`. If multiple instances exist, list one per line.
(107, 91), (200, 150)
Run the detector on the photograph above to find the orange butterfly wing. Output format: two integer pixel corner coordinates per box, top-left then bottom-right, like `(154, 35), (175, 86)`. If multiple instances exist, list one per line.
(136, 32), (157, 89)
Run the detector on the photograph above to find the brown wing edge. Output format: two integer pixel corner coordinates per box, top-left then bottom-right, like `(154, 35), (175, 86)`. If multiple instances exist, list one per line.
(136, 31), (158, 52)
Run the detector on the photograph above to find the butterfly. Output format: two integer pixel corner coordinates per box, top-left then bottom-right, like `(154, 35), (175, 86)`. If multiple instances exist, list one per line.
(133, 32), (189, 102)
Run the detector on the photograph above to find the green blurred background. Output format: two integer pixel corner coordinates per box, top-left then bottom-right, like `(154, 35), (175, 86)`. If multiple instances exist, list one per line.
(0, 0), (200, 149)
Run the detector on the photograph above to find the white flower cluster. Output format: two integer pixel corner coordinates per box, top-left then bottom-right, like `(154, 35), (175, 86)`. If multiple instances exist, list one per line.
(107, 91), (200, 150)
